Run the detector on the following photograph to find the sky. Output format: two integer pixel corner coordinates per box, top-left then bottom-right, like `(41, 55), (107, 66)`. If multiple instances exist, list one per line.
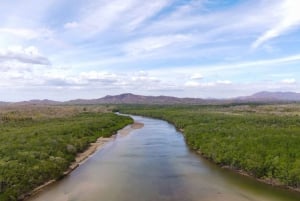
(1, 0), (300, 101)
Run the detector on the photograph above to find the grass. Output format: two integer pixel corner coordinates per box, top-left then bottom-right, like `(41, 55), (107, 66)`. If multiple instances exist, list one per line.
(0, 105), (132, 201)
(118, 104), (300, 190)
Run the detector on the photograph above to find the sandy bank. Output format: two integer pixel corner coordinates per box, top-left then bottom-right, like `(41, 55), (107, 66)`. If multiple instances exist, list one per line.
(118, 122), (144, 137)
(67, 122), (144, 169)
(24, 122), (143, 201)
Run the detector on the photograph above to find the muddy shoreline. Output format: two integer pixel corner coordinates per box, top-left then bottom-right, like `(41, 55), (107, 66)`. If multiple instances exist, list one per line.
(23, 122), (144, 201)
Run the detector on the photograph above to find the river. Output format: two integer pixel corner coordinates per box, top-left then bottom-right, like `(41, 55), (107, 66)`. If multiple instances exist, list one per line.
(29, 115), (300, 201)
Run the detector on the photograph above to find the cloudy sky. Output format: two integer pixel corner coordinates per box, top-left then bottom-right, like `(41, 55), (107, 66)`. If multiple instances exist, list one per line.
(1, 0), (300, 101)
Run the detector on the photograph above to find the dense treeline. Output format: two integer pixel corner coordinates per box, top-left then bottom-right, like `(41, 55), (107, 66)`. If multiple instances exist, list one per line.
(0, 110), (132, 201)
(119, 104), (300, 190)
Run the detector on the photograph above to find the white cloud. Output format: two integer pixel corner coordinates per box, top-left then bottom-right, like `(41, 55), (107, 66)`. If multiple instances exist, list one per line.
(1, 0), (300, 101)
(29, 70), (163, 92)
(185, 80), (232, 88)
(0, 28), (53, 40)
(184, 81), (200, 87)
(81, 0), (137, 34)
(167, 53), (300, 75)
(123, 34), (191, 56)
(216, 80), (232, 85)
(131, 74), (159, 83)
(79, 71), (119, 83)
(142, 1), (275, 40)
(122, 0), (171, 31)
(71, 0), (171, 36)
(0, 46), (50, 65)
(281, 78), (296, 84)
(184, 80), (232, 88)
(135, 71), (148, 77)
(190, 73), (203, 80)
(252, 0), (300, 48)
(64, 22), (79, 29)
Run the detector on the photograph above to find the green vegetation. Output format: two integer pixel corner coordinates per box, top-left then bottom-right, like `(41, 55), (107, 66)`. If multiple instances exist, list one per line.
(119, 104), (300, 189)
(0, 106), (132, 201)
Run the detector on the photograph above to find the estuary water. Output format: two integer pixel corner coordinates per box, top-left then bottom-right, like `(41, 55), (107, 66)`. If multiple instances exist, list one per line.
(29, 115), (300, 201)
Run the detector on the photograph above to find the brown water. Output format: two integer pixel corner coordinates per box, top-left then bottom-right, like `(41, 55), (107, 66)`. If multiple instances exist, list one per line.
(29, 115), (300, 201)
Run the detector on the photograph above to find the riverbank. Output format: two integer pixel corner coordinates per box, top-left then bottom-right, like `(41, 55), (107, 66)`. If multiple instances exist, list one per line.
(27, 114), (300, 201)
(0, 111), (133, 200)
(117, 106), (300, 195)
(26, 137), (117, 200)
(118, 122), (144, 137)
(194, 149), (300, 193)
(222, 164), (300, 193)
(24, 121), (144, 201)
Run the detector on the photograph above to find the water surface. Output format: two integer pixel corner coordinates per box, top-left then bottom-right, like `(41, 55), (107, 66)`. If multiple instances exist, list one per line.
(29, 115), (300, 201)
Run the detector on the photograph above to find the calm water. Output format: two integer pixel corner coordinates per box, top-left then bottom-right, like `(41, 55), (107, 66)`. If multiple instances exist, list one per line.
(29, 115), (300, 201)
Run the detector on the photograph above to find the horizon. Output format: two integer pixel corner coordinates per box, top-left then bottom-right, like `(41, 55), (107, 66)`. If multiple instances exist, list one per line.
(1, 90), (300, 103)
(1, 0), (300, 101)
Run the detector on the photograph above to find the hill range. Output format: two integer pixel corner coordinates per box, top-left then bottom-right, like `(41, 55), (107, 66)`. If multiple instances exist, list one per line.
(2, 91), (300, 105)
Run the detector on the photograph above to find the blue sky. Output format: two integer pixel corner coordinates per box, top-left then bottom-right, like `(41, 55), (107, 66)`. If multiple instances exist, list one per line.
(1, 0), (300, 101)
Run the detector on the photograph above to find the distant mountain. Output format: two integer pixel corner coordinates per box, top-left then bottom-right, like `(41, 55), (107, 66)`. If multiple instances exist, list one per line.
(2, 91), (300, 106)
(66, 93), (213, 105)
(236, 91), (300, 102)
(15, 99), (61, 105)
(68, 92), (300, 105)
(0, 101), (9, 106)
